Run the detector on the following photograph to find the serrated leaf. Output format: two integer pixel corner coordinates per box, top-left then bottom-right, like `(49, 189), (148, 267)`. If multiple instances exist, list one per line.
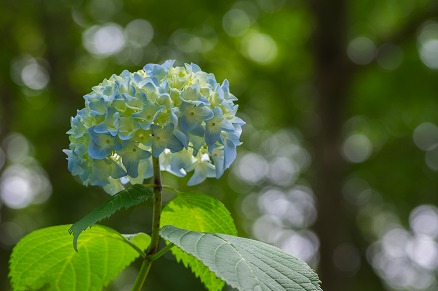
(161, 193), (237, 291)
(160, 225), (322, 291)
(10, 225), (150, 291)
(69, 184), (153, 250)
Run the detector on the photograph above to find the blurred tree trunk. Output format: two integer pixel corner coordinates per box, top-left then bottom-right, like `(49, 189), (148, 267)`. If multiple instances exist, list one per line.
(307, 2), (438, 290)
(308, 0), (353, 290)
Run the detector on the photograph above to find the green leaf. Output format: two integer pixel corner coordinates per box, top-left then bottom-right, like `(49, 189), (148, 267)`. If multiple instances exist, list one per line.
(69, 184), (153, 250)
(10, 224), (150, 291)
(161, 192), (237, 291)
(160, 225), (322, 291)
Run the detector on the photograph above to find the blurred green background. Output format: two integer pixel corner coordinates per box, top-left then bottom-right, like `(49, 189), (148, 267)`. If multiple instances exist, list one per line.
(2, 0), (438, 290)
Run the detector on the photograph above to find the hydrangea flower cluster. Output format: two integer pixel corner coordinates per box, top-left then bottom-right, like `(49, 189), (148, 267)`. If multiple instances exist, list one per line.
(64, 60), (244, 194)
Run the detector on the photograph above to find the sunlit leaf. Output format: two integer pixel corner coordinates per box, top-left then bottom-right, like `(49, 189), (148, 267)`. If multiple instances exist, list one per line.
(161, 192), (237, 291)
(69, 184), (153, 250)
(10, 225), (150, 291)
(160, 225), (322, 291)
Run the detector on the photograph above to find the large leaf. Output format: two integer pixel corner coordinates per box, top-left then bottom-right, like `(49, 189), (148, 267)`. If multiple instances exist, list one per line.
(160, 225), (322, 291)
(10, 224), (150, 291)
(69, 184), (153, 250)
(161, 193), (237, 291)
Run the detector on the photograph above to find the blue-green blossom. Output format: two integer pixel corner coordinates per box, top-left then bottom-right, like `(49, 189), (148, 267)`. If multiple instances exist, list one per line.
(64, 60), (244, 194)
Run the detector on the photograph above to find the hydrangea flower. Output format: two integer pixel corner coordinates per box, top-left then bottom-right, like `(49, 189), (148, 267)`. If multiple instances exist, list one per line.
(64, 60), (244, 194)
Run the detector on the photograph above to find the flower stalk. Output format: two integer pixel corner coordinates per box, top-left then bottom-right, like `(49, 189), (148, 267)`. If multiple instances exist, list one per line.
(132, 155), (162, 291)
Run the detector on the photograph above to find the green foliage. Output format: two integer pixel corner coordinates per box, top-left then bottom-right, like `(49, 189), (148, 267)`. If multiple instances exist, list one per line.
(9, 225), (150, 291)
(160, 225), (322, 291)
(69, 184), (154, 250)
(161, 193), (237, 291)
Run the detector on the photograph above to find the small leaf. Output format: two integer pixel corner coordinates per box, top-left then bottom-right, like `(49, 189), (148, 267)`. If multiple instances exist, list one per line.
(10, 225), (150, 291)
(161, 193), (237, 291)
(160, 225), (322, 291)
(69, 184), (154, 250)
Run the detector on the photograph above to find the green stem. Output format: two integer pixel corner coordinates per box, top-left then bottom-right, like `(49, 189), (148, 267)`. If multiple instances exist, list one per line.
(132, 155), (162, 291)
(149, 243), (174, 262)
(148, 155), (163, 255)
(141, 183), (181, 195)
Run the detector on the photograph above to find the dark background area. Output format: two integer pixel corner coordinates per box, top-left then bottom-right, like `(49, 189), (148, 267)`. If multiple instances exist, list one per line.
(2, 0), (438, 290)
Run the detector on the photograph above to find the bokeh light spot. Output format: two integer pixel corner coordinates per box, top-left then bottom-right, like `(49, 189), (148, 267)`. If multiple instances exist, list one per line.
(241, 32), (278, 64)
(382, 228), (411, 258)
(342, 133), (372, 163)
(20, 61), (50, 90)
(418, 22), (438, 69)
(234, 152), (269, 184)
(171, 30), (203, 54)
(124, 19), (154, 48)
(420, 40), (438, 69)
(258, 188), (289, 219)
(222, 9), (251, 37)
(83, 23), (126, 57)
(268, 156), (297, 186)
(347, 37), (376, 65)
(88, 0), (122, 22)
(407, 235), (438, 270)
(413, 122), (438, 151)
(285, 187), (317, 228)
(252, 215), (283, 243)
(0, 165), (52, 209)
(4, 133), (31, 163)
(410, 205), (438, 238)
(0, 171), (34, 209)
(280, 231), (318, 263)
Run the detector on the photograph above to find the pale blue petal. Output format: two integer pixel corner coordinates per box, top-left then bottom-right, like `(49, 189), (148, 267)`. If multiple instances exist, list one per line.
(221, 79), (238, 101)
(180, 84), (209, 105)
(151, 143), (166, 157)
(67, 115), (87, 138)
(118, 117), (139, 140)
(143, 61), (172, 81)
(88, 127), (122, 159)
(157, 93), (171, 107)
(119, 141), (151, 177)
(224, 140), (237, 169)
(167, 136), (185, 153)
(170, 108), (179, 127)
(205, 107), (235, 146)
(160, 151), (187, 177)
(205, 126), (222, 146)
(179, 102), (214, 132)
(88, 140), (112, 159)
(151, 124), (184, 156)
(103, 178), (125, 195)
(129, 159), (153, 184)
(162, 60), (176, 69)
(184, 63), (201, 73)
(90, 159), (126, 186)
(174, 129), (189, 149)
(132, 99), (165, 130)
(210, 145), (225, 178)
(88, 97), (107, 116)
(189, 134), (204, 156)
(190, 124), (205, 137)
(94, 107), (119, 136)
(187, 160), (215, 186)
